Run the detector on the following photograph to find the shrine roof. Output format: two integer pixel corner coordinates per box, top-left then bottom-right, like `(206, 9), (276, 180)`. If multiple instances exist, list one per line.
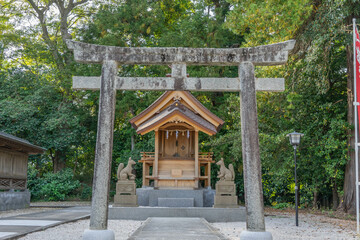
(130, 91), (224, 133)
(136, 102), (217, 135)
(0, 132), (46, 155)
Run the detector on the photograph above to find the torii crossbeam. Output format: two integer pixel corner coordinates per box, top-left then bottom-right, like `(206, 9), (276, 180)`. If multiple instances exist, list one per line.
(67, 39), (295, 240)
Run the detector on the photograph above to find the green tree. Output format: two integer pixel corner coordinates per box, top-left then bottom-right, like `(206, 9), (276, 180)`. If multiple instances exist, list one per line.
(225, 0), (358, 212)
(0, 67), (95, 171)
(0, 0), (97, 172)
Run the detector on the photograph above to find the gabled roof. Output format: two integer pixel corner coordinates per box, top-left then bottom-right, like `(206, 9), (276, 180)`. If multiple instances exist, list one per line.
(137, 102), (217, 135)
(130, 91), (224, 135)
(0, 132), (46, 155)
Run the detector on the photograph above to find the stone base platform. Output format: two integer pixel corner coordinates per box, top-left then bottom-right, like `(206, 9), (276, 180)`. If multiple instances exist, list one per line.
(108, 206), (246, 222)
(136, 187), (215, 207)
(0, 189), (30, 211)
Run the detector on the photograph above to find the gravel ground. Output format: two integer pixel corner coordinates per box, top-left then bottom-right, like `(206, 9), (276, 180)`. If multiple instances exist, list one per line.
(3, 204), (358, 240)
(16, 211), (358, 240)
(18, 219), (143, 240)
(211, 211), (358, 240)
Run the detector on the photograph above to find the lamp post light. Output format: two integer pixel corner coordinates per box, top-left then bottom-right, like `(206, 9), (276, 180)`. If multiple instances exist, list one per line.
(286, 131), (304, 227)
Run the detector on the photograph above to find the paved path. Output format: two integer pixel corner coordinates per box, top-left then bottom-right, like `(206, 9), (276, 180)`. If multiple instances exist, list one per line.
(129, 217), (228, 240)
(0, 206), (90, 240)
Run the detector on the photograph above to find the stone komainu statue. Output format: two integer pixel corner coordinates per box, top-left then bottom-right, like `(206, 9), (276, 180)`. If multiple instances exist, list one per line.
(117, 157), (136, 181)
(114, 157), (138, 207)
(216, 158), (235, 181)
(214, 158), (238, 208)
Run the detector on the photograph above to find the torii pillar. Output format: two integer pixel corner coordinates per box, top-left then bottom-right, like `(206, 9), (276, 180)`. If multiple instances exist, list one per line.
(67, 39), (295, 240)
(239, 62), (270, 239)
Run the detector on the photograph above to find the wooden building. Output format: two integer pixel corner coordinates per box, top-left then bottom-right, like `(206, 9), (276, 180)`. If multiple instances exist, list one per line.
(130, 91), (224, 189)
(0, 132), (45, 190)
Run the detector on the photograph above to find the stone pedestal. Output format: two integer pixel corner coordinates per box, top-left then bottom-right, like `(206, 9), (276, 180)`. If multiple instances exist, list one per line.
(113, 181), (138, 207)
(240, 230), (273, 240)
(83, 229), (115, 240)
(213, 181), (238, 208)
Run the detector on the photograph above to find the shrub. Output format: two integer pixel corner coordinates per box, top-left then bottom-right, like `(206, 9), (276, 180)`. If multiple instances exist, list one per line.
(79, 183), (92, 200)
(28, 167), (81, 201)
(272, 202), (291, 210)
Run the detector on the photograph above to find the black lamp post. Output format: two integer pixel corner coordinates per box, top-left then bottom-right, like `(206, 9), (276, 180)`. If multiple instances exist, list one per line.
(286, 131), (304, 227)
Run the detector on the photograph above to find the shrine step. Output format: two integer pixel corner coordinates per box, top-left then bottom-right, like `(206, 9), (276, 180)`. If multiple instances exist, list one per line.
(128, 217), (227, 240)
(158, 198), (194, 207)
(108, 206), (246, 222)
(137, 188), (215, 207)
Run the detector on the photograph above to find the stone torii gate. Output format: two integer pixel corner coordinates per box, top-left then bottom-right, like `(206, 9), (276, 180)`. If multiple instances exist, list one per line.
(67, 39), (295, 240)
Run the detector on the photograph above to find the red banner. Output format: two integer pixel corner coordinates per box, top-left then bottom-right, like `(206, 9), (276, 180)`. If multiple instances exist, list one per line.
(356, 27), (360, 128)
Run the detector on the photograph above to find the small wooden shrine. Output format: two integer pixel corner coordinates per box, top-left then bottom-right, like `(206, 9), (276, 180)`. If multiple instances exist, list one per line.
(0, 132), (45, 190)
(130, 91), (224, 189)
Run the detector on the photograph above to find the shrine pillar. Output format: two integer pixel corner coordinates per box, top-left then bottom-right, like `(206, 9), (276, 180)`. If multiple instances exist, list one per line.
(194, 129), (199, 188)
(154, 130), (159, 188)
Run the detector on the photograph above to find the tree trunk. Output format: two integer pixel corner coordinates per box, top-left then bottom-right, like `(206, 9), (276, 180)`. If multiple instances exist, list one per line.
(324, 196), (329, 209)
(53, 150), (66, 173)
(340, 41), (356, 214)
(313, 189), (318, 209)
(332, 180), (339, 210)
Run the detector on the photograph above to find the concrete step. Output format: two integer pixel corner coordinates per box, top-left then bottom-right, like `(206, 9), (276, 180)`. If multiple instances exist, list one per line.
(128, 217), (228, 240)
(108, 206), (246, 222)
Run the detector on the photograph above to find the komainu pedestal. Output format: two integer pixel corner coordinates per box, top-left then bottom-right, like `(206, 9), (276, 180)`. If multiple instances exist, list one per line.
(214, 181), (238, 208)
(113, 181), (138, 207)
(213, 158), (238, 208)
(113, 157), (138, 207)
